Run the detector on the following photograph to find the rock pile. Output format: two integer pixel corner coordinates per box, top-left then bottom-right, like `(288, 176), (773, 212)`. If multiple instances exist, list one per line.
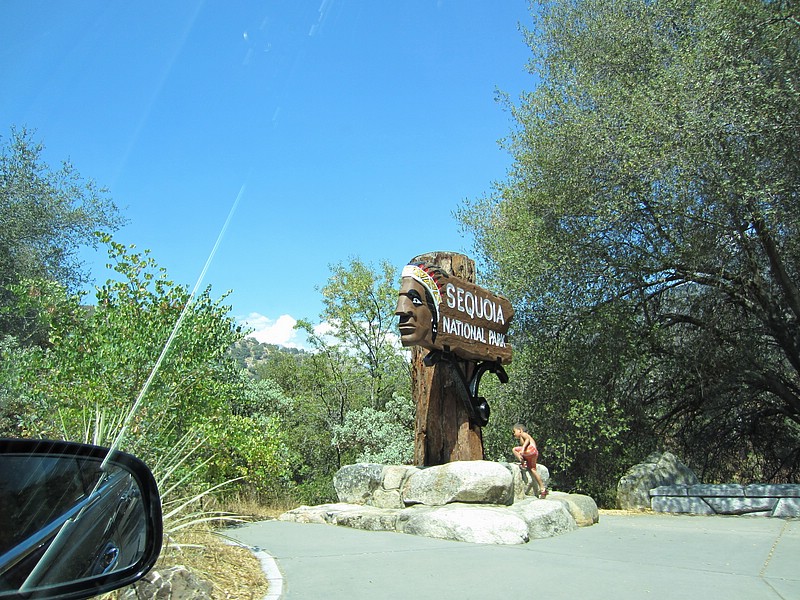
(616, 452), (699, 510)
(650, 484), (800, 517)
(279, 460), (598, 545)
(120, 566), (212, 600)
(617, 453), (800, 518)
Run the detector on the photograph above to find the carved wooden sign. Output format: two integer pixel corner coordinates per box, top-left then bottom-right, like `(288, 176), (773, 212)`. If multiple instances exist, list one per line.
(395, 262), (514, 364)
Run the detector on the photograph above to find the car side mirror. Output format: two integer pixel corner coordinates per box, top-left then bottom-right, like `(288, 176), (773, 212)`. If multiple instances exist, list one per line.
(0, 439), (162, 600)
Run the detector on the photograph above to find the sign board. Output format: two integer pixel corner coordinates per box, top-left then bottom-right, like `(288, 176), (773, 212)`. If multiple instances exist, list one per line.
(396, 262), (514, 364)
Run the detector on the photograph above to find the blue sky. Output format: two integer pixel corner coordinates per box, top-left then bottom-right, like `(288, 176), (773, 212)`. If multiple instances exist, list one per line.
(2, 1), (535, 348)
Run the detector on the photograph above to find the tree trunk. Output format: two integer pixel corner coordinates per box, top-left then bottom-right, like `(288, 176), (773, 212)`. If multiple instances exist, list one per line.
(410, 251), (484, 465)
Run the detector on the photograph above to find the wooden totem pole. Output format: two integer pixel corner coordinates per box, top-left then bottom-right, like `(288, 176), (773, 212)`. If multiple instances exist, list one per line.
(396, 251), (514, 466)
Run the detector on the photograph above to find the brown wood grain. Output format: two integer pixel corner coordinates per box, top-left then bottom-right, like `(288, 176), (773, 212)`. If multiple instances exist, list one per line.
(410, 252), (485, 465)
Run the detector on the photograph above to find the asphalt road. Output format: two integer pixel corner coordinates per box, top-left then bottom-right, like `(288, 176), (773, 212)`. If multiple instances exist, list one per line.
(225, 514), (799, 599)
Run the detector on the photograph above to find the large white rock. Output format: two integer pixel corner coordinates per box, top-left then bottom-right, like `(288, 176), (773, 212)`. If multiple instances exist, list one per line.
(334, 464), (420, 508)
(773, 497), (800, 518)
(505, 462), (550, 500)
(278, 503), (367, 525)
(403, 460), (514, 506)
(333, 505), (403, 531)
(545, 492), (599, 526)
(510, 498), (578, 539)
(372, 465), (419, 508)
(282, 462), (599, 545)
(333, 463), (385, 505)
(279, 494), (595, 545)
(400, 504), (530, 544)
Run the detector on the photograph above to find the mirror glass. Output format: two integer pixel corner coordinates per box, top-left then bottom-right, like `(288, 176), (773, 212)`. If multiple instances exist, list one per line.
(0, 452), (148, 595)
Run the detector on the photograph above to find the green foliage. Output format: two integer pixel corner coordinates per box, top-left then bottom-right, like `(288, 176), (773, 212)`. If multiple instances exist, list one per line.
(0, 336), (43, 436)
(202, 412), (295, 499)
(0, 278), (85, 348)
(0, 127), (123, 341)
(249, 345), (309, 398)
(480, 302), (655, 505)
(332, 393), (414, 465)
(206, 374), (300, 499)
(0, 129), (420, 507)
(230, 374), (294, 418)
(13, 238), (250, 492)
(460, 0), (800, 496)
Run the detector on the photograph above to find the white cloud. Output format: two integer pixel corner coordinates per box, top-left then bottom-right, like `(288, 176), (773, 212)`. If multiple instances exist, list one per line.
(240, 312), (305, 349)
(238, 314), (403, 355)
(312, 320), (336, 339)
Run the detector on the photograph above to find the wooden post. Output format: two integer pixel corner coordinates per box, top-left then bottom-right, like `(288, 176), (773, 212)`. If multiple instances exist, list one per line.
(409, 252), (484, 465)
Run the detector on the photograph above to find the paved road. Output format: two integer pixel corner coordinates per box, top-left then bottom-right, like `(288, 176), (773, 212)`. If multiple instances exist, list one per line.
(225, 514), (799, 599)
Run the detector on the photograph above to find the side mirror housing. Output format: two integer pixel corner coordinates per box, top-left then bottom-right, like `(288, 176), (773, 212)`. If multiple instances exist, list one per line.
(0, 439), (162, 600)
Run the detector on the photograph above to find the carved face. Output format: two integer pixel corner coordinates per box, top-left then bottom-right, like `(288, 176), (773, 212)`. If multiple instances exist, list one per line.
(396, 277), (436, 348)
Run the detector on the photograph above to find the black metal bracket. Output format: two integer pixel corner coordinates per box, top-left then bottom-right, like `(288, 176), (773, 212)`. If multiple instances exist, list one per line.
(423, 350), (508, 427)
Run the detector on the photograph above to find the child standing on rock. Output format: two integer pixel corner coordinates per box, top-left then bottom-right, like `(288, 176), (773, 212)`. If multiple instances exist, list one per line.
(512, 424), (547, 498)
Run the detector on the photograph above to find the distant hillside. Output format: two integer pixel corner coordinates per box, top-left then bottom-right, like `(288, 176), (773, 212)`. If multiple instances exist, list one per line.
(229, 337), (305, 375)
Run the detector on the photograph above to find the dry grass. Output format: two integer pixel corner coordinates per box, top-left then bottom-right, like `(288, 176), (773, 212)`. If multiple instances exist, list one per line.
(157, 528), (270, 600)
(106, 528), (270, 600)
(599, 508), (686, 518)
(125, 498), (296, 600)
(598, 508), (653, 517)
(216, 496), (294, 521)
(158, 498), (297, 599)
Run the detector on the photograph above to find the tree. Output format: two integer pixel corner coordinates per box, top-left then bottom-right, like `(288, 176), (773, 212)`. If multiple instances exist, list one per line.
(251, 258), (413, 502)
(15, 238), (259, 492)
(275, 332), (362, 501)
(478, 301), (658, 505)
(318, 258), (407, 408)
(0, 127), (123, 341)
(460, 0), (800, 489)
(0, 335), (41, 436)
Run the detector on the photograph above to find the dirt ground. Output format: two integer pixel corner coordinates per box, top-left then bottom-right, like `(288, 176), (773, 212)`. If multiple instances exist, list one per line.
(599, 508), (683, 517)
(598, 508), (652, 516)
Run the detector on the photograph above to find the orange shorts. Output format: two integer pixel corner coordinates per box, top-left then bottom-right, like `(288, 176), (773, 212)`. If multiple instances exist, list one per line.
(515, 446), (538, 468)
